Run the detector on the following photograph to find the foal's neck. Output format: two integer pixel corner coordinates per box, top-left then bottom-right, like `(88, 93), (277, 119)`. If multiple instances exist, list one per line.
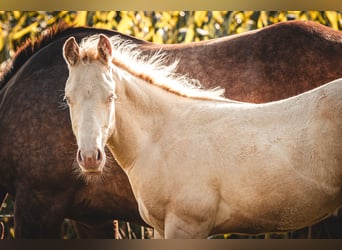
(107, 74), (185, 170)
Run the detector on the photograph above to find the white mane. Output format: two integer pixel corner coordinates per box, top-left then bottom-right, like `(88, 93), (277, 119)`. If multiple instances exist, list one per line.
(79, 34), (227, 101)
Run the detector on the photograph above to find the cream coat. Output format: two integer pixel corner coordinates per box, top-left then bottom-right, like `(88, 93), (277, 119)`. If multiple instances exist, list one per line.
(63, 34), (342, 238)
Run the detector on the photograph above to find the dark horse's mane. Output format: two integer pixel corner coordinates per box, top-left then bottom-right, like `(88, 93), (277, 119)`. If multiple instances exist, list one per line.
(0, 22), (82, 91)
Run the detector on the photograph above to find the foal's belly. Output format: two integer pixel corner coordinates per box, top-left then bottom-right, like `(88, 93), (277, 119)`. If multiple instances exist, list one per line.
(214, 181), (342, 235)
(213, 204), (340, 235)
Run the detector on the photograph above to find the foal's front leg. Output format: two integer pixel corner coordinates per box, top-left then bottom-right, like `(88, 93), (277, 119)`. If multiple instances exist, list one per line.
(164, 212), (211, 239)
(153, 229), (164, 239)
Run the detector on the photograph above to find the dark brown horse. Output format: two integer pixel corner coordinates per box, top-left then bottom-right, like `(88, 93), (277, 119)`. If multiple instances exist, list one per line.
(0, 20), (341, 238)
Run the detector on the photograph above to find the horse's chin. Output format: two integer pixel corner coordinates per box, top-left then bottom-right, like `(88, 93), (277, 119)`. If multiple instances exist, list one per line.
(72, 149), (108, 183)
(82, 169), (103, 176)
(78, 160), (106, 183)
(80, 167), (106, 184)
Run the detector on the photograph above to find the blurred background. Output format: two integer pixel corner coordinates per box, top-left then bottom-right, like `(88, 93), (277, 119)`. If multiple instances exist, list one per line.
(0, 11), (341, 68)
(0, 11), (341, 239)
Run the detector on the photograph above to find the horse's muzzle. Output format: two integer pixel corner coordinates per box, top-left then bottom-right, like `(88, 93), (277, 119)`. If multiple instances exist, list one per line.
(77, 148), (104, 174)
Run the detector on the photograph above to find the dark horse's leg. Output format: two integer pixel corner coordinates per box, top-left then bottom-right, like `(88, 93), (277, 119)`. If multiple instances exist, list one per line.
(13, 187), (119, 239)
(72, 220), (115, 239)
(310, 212), (342, 238)
(13, 186), (71, 238)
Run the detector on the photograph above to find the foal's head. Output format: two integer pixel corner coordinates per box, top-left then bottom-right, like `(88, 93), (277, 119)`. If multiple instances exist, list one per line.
(63, 34), (116, 175)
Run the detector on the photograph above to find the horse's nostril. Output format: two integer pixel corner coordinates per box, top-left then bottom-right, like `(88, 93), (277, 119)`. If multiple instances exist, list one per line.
(96, 148), (102, 162)
(77, 150), (83, 163)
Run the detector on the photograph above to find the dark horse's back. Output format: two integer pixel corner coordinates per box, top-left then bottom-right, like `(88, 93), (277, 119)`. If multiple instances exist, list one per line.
(0, 20), (341, 238)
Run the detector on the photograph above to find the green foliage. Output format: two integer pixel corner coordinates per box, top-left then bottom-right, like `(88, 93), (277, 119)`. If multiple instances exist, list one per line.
(0, 11), (341, 66)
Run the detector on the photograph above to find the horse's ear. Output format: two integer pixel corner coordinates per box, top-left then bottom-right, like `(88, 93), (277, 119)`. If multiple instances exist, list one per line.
(63, 37), (80, 66)
(97, 34), (113, 64)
